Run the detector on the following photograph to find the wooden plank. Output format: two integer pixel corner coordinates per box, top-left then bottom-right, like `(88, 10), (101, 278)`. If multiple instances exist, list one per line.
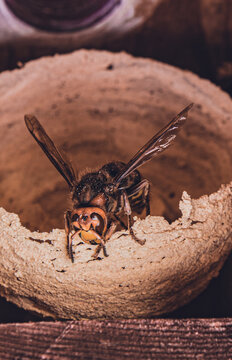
(0, 319), (231, 359)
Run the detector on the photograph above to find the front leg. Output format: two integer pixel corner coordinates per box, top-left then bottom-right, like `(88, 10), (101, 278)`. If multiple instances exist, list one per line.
(92, 221), (117, 259)
(122, 191), (146, 245)
(64, 211), (74, 263)
(92, 238), (108, 259)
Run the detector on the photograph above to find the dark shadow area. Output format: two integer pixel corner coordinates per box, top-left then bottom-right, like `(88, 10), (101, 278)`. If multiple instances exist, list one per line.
(1, 0), (231, 94)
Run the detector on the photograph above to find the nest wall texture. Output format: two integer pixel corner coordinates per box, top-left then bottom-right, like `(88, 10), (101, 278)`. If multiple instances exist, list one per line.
(0, 50), (231, 319)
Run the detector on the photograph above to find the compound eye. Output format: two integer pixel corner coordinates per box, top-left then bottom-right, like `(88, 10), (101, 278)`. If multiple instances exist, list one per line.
(72, 214), (79, 222)
(90, 213), (98, 221)
(90, 212), (105, 234)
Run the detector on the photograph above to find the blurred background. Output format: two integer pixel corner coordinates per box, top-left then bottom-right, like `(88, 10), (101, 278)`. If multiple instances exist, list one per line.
(0, 0), (231, 322)
(0, 0), (231, 94)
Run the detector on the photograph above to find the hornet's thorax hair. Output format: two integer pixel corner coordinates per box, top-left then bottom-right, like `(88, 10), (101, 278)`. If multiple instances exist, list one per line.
(25, 103), (193, 262)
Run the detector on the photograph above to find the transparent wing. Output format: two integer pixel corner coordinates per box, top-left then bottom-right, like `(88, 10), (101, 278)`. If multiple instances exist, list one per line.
(114, 103), (193, 186)
(25, 114), (76, 189)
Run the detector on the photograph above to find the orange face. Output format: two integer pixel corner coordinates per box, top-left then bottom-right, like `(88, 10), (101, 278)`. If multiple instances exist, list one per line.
(71, 207), (107, 235)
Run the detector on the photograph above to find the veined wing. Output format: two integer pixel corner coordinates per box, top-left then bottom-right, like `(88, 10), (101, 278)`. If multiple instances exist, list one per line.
(25, 114), (76, 189)
(114, 103), (193, 186)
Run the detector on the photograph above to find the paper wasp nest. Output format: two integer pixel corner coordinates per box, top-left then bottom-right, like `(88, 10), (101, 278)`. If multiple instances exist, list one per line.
(0, 50), (231, 319)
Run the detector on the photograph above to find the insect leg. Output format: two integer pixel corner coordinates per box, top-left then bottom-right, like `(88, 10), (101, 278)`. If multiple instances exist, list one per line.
(114, 214), (127, 230)
(122, 191), (146, 245)
(92, 221), (117, 259)
(92, 239), (109, 259)
(113, 193), (128, 229)
(105, 221), (117, 241)
(92, 239), (106, 259)
(64, 211), (74, 263)
(128, 179), (150, 216)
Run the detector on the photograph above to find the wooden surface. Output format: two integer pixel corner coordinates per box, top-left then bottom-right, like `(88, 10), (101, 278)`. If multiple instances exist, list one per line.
(0, 319), (231, 359)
